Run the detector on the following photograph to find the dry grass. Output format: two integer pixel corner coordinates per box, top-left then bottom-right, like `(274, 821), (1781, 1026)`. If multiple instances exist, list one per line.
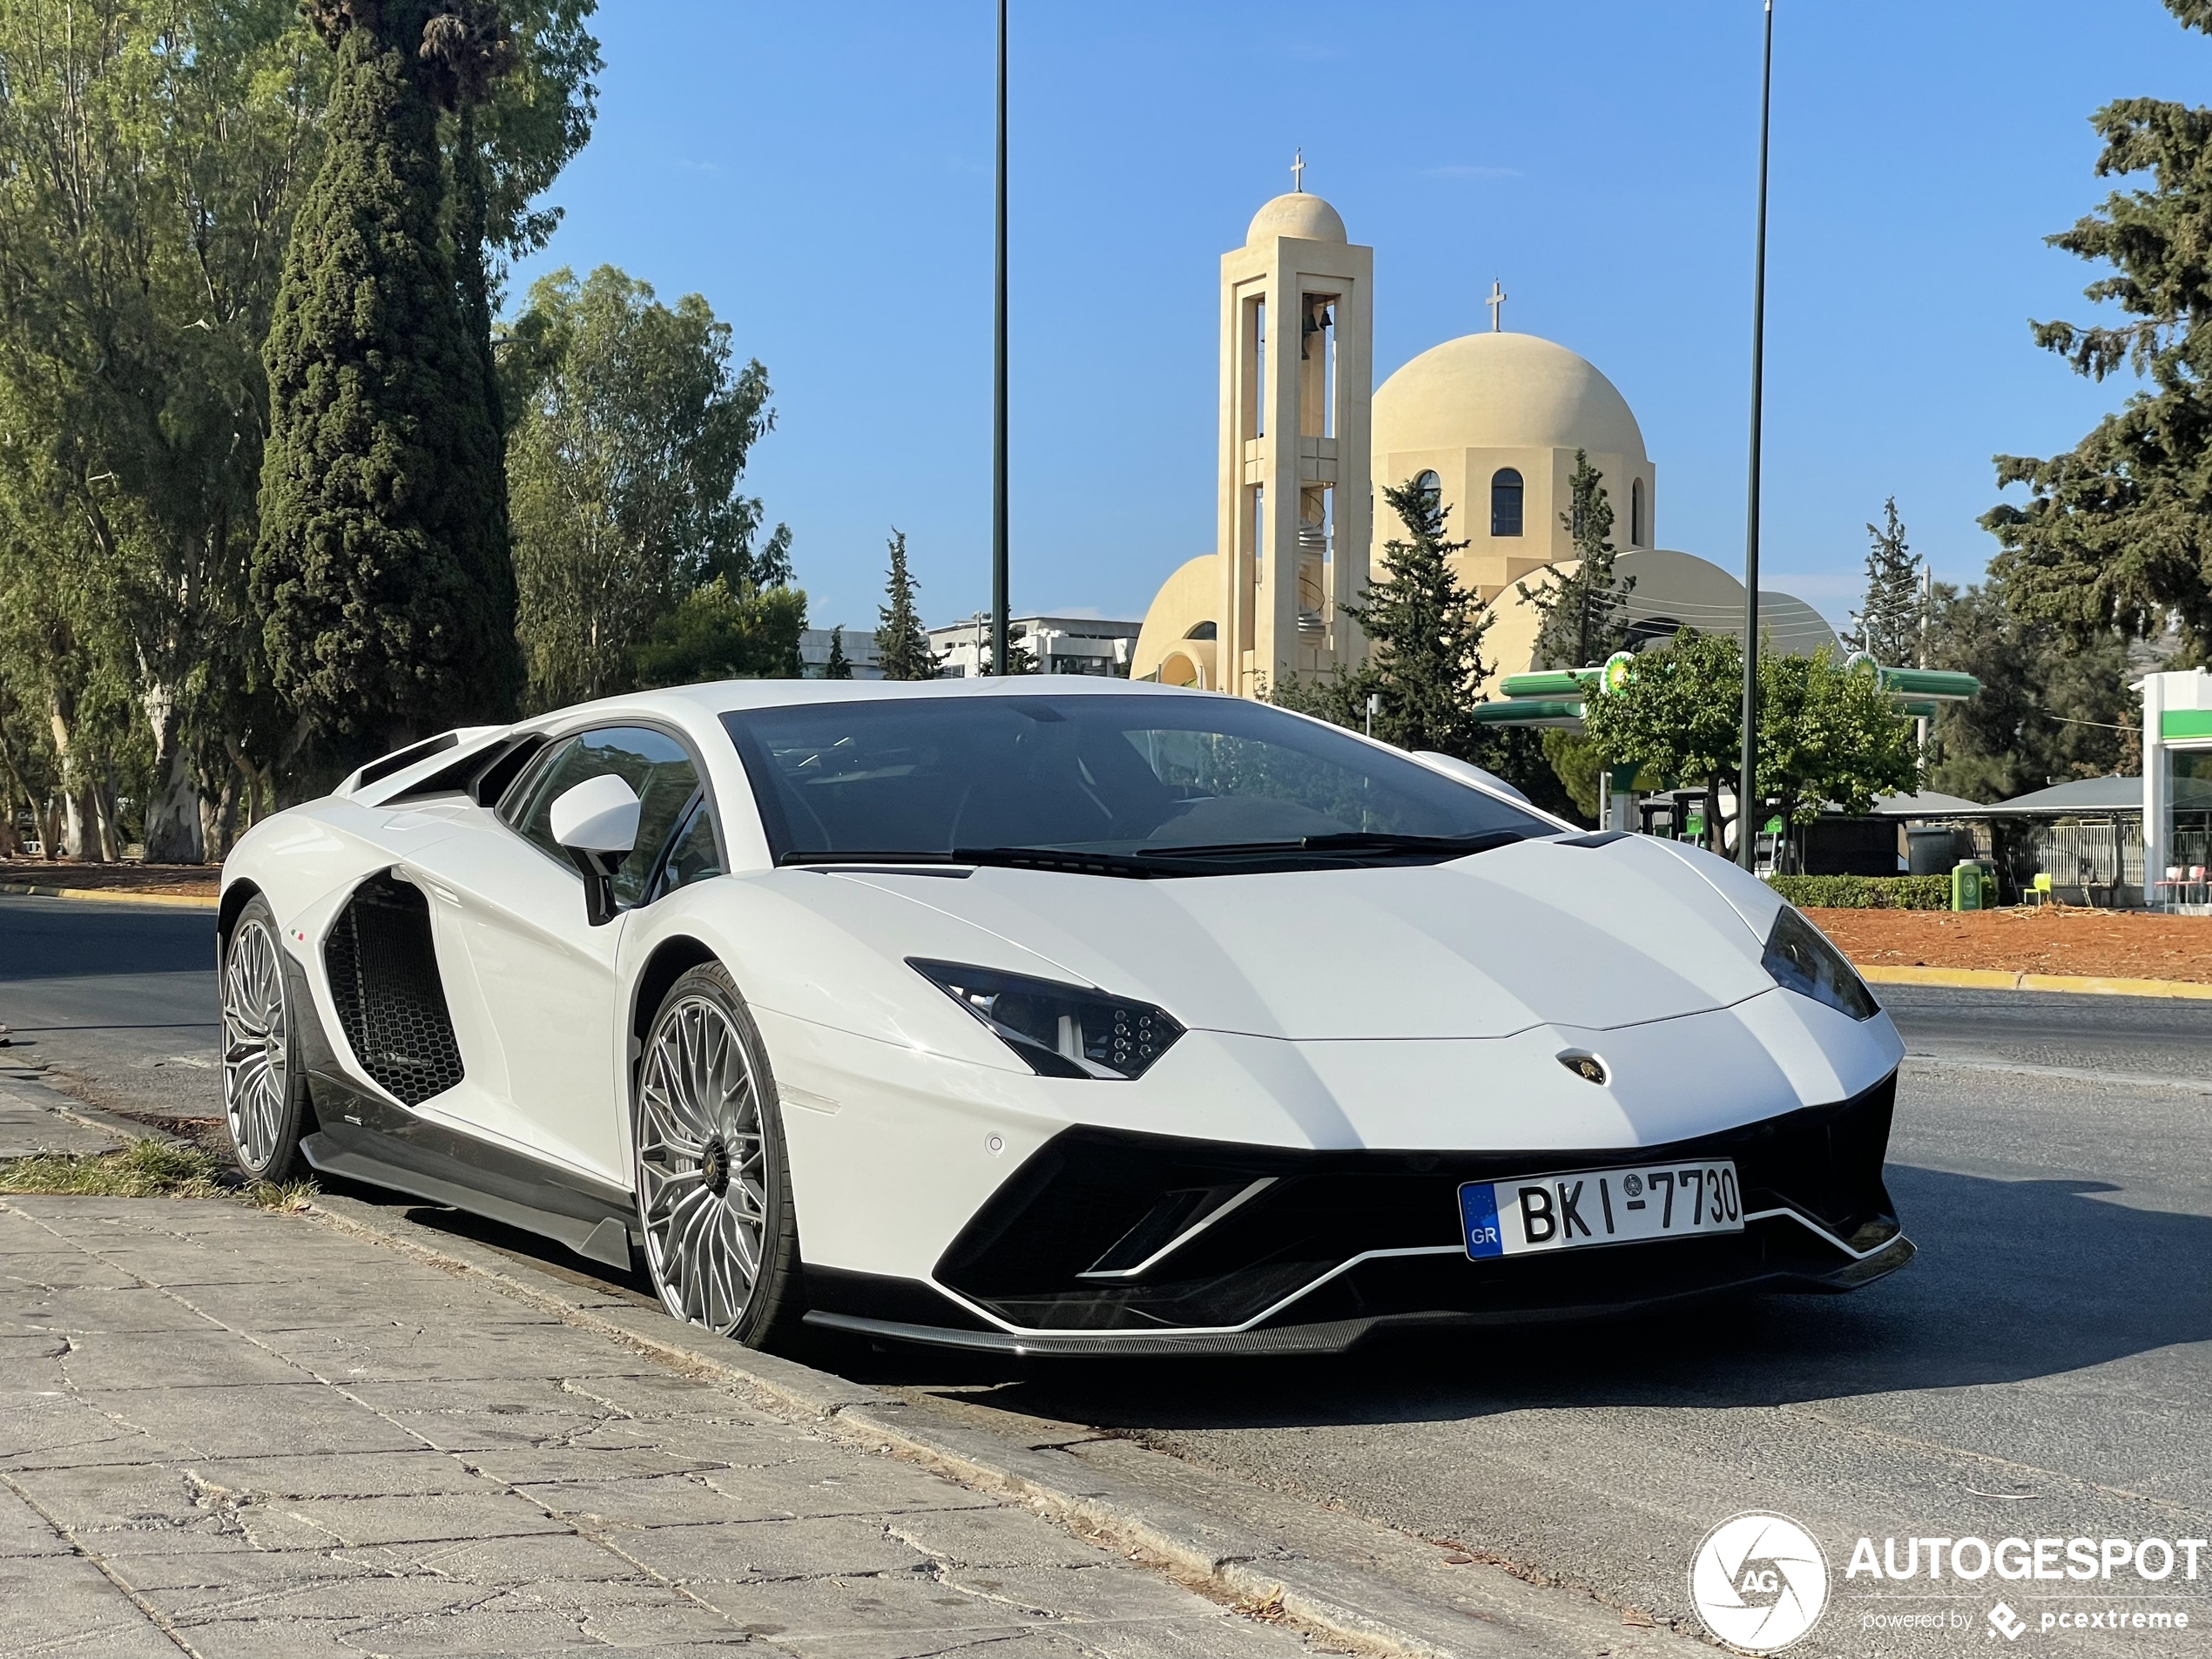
(0, 1138), (315, 1211)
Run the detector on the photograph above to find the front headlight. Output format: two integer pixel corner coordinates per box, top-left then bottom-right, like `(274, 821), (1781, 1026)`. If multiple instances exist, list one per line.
(910, 959), (1184, 1079)
(1761, 906), (1880, 1022)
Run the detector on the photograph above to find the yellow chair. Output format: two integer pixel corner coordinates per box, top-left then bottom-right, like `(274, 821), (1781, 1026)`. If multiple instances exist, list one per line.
(2027, 872), (2054, 908)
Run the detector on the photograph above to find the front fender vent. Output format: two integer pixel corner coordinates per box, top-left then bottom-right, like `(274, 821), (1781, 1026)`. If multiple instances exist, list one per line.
(324, 873), (465, 1107)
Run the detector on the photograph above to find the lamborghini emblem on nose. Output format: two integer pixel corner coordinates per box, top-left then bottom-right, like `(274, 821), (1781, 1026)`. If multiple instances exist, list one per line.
(1559, 1053), (1608, 1085)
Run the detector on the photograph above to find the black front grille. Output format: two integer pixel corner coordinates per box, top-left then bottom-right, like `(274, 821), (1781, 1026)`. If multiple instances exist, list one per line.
(936, 1072), (1900, 1332)
(324, 873), (466, 1107)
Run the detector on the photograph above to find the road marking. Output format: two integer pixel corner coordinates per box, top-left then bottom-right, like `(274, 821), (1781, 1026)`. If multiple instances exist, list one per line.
(1904, 1053), (2212, 1096)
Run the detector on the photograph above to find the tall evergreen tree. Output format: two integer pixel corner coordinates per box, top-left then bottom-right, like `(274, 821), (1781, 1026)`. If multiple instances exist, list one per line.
(1983, 0), (2212, 663)
(1844, 498), (1925, 665)
(1531, 450), (1629, 669)
(253, 0), (520, 759)
(875, 529), (935, 680)
(825, 626), (853, 680)
(1338, 479), (1491, 757)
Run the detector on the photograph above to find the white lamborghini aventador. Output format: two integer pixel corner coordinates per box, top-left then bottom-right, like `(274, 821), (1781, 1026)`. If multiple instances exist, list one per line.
(219, 678), (1910, 1354)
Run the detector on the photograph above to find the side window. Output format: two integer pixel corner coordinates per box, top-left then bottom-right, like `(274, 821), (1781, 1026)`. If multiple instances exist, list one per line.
(648, 795), (726, 903)
(505, 726), (702, 910)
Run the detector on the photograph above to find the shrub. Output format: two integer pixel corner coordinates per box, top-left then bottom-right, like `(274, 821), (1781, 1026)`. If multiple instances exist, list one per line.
(1769, 874), (1953, 910)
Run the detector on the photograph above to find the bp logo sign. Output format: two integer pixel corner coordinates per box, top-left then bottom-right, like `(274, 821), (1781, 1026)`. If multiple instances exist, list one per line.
(1689, 1513), (1831, 1653)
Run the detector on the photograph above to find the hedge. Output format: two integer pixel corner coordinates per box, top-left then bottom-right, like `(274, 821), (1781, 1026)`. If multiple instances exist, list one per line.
(1768, 874), (1954, 910)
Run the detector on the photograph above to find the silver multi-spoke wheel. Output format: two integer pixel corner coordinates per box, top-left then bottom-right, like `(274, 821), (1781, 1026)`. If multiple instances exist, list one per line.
(637, 989), (772, 1336)
(222, 914), (291, 1173)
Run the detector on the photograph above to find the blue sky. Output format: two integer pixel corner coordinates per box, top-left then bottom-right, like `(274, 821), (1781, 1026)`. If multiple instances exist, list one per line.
(507, 1), (2202, 637)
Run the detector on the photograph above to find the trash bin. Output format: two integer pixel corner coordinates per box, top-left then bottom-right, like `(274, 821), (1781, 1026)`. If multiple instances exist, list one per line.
(1952, 860), (1985, 912)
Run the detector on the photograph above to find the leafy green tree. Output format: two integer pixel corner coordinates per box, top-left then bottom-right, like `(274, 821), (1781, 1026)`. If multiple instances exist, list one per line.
(0, 0), (329, 856)
(1923, 577), (2135, 800)
(876, 530), (936, 680)
(253, 0), (521, 764)
(1583, 631), (1918, 856)
(1531, 449), (1630, 670)
(1843, 499), (1925, 666)
(1982, 0), (2212, 663)
(630, 579), (806, 687)
(504, 265), (789, 708)
(826, 627), (853, 680)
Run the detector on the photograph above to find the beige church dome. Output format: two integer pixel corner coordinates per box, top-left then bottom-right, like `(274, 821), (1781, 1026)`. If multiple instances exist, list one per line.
(1372, 331), (1647, 461)
(1246, 191), (1346, 246)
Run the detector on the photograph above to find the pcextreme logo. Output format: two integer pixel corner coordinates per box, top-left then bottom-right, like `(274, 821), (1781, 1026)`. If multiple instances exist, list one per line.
(1691, 1512), (1832, 1653)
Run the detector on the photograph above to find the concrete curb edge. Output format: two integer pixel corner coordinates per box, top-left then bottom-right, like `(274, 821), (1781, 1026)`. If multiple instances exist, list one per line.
(304, 1193), (1537, 1659)
(0, 881), (217, 911)
(1858, 963), (2212, 1000)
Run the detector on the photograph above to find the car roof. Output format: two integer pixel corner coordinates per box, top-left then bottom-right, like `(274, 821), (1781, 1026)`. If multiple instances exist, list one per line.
(636, 675), (1234, 718)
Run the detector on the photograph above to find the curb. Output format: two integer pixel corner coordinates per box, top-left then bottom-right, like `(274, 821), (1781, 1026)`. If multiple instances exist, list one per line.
(1858, 963), (2212, 1000)
(0, 881), (218, 911)
(304, 1193), (1575, 1659)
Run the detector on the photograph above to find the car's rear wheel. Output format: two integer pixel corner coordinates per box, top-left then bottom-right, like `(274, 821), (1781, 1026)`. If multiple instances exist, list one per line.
(634, 963), (803, 1348)
(220, 895), (314, 1183)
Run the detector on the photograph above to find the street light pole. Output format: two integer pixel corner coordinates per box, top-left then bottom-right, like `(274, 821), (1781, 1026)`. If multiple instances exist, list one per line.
(990, 0), (1009, 677)
(1737, 0), (1773, 872)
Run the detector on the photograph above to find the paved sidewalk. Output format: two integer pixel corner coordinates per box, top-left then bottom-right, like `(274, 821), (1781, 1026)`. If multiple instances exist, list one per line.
(0, 1196), (1316, 1659)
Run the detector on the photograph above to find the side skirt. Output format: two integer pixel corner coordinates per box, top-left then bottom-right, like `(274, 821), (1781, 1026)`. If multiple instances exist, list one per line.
(301, 1076), (637, 1271)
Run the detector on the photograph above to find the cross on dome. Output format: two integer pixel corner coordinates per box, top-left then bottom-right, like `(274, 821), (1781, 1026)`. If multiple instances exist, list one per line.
(1291, 149), (1305, 192)
(1486, 279), (1507, 333)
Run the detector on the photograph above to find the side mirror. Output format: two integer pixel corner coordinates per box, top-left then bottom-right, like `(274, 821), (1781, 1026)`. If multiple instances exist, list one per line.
(550, 775), (640, 927)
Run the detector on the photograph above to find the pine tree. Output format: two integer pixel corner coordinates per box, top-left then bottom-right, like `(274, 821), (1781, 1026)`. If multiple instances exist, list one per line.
(1531, 450), (1629, 669)
(875, 529), (935, 680)
(253, 0), (520, 758)
(1984, 0), (2212, 662)
(1341, 479), (1492, 757)
(825, 626), (853, 680)
(1844, 498), (1924, 666)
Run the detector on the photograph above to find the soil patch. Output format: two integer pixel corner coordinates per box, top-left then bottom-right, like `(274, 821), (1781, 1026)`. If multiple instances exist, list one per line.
(0, 859), (217, 898)
(1811, 906), (2212, 984)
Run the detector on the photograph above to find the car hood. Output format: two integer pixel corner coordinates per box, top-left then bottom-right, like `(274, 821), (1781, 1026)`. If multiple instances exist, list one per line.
(806, 833), (1777, 1040)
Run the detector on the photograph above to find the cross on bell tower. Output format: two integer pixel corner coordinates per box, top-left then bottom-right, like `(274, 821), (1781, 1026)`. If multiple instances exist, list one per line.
(1290, 148), (1305, 192)
(1486, 279), (1507, 333)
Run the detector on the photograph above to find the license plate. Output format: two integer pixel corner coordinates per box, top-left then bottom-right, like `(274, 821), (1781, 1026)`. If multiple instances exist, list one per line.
(1460, 1159), (1743, 1259)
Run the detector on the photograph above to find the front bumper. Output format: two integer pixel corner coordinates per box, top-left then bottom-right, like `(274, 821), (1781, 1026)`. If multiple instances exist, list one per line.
(801, 1069), (1909, 1356)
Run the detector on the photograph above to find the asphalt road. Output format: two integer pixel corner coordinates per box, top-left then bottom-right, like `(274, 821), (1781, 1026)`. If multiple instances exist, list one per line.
(7, 894), (2211, 1654)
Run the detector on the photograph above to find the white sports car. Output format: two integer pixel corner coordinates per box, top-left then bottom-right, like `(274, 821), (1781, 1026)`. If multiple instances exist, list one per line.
(219, 678), (1910, 1354)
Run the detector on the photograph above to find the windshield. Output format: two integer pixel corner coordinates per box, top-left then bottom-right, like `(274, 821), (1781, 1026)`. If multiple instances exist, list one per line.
(721, 692), (1553, 874)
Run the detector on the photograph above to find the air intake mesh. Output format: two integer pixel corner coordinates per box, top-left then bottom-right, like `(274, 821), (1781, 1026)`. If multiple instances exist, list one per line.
(324, 873), (466, 1106)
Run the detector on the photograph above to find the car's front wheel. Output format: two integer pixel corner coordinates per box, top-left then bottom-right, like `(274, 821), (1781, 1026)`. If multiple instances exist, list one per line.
(634, 963), (803, 1348)
(220, 894), (315, 1183)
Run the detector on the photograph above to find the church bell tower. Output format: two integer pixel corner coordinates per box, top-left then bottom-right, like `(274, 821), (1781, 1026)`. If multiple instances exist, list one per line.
(1217, 159), (1375, 698)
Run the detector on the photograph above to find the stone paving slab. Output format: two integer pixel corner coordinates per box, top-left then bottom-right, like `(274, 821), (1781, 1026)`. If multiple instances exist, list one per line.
(0, 1074), (127, 1157)
(0, 1195), (1317, 1659)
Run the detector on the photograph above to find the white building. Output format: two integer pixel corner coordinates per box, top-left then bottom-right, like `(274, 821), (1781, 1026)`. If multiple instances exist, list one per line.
(797, 628), (885, 680)
(929, 614), (1141, 679)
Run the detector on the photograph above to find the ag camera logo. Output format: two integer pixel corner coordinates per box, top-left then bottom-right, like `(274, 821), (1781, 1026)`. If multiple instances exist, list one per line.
(1691, 1512), (1831, 1653)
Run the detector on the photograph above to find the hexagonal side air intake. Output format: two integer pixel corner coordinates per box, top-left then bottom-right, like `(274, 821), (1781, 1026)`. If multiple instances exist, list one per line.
(323, 872), (466, 1107)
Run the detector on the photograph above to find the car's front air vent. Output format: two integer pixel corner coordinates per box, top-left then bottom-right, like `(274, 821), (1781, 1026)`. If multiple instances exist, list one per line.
(324, 873), (466, 1106)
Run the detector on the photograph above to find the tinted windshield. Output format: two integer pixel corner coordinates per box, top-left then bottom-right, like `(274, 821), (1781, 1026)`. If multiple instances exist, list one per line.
(721, 693), (1551, 871)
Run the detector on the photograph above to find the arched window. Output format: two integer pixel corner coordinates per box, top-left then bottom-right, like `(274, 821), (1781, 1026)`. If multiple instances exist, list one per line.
(1413, 469), (1440, 502)
(1490, 469), (1523, 537)
(1630, 478), (1645, 547)
(1184, 621), (1217, 640)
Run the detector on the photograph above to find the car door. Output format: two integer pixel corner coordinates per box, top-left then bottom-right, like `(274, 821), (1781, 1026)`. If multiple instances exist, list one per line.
(410, 725), (708, 1185)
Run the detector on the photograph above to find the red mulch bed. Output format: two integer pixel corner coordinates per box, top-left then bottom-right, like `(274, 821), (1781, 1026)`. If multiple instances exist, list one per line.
(1810, 906), (2212, 984)
(0, 860), (219, 898)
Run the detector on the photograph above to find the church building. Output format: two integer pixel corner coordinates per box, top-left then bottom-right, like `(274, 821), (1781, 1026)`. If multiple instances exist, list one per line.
(1130, 178), (1838, 694)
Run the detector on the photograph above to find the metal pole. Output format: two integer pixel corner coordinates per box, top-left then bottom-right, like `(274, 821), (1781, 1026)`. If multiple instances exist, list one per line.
(990, 0), (1009, 677)
(1737, 0), (1773, 871)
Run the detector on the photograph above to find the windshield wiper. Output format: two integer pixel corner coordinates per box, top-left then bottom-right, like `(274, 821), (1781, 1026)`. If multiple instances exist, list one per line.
(1142, 829), (1527, 860)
